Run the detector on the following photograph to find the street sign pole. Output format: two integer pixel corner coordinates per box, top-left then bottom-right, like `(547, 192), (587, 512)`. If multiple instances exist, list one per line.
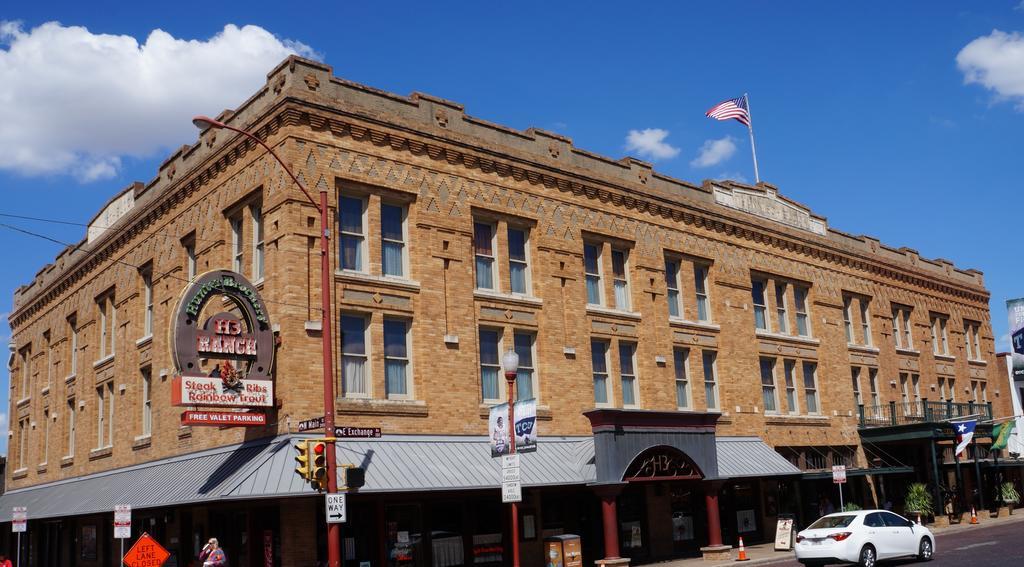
(16, 532), (20, 567)
(832, 465), (847, 511)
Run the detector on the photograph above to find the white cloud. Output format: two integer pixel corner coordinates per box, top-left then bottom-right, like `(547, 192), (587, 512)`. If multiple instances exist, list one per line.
(624, 128), (680, 160)
(0, 21), (318, 182)
(1017, 1), (1024, 12)
(690, 136), (737, 168)
(956, 29), (1024, 109)
(714, 171), (749, 184)
(1000, 332), (1011, 350)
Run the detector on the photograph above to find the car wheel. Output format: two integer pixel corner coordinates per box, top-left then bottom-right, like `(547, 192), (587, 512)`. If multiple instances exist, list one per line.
(858, 544), (876, 567)
(918, 537), (933, 561)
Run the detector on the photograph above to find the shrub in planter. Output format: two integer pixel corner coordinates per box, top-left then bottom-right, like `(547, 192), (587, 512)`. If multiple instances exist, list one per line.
(1001, 482), (1020, 514)
(903, 482), (934, 521)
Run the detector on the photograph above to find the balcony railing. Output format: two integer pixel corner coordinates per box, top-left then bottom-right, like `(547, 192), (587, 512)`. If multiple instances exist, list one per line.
(858, 400), (992, 428)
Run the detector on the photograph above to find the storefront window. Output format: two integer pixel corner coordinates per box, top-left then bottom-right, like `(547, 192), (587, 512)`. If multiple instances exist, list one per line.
(387, 505), (423, 567)
(428, 501), (465, 567)
(471, 499), (503, 566)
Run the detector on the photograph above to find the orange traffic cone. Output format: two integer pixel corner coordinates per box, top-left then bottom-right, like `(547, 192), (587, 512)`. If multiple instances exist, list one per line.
(736, 536), (749, 561)
(970, 507), (979, 524)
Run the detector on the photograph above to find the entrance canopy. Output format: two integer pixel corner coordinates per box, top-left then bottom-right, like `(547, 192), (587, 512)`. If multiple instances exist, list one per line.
(0, 433), (797, 522)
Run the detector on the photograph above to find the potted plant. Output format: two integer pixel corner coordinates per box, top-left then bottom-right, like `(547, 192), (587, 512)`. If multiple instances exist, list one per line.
(903, 482), (934, 524)
(1000, 482), (1020, 516)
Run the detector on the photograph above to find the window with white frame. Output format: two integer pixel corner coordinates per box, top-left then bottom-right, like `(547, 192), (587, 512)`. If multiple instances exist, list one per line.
(41, 408), (50, 466)
(964, 321), (982, 361)
(852, 367), (863, 406)
(703, 350), (719, 410)
(381, 203), (406, 277)
(784, 360), (798, 414)
(981, 381), (988, 402)
(619, 342), (638, 408)
(939, 376), (949, 402)
(584, 243), (603, 306)
(751, 279), (768, 331)
(96, 382), (114, 449)
(665, 258), (681, 318)
(17, 418), (27, 470)
(931, 315), (950, 356)
(383, 319), (411, 398)
(760, 358), (778, 413)
(794, 286), (811, 337)
(479, 328), (501, 403)
(339, 195), (367, 272)
(184, 234), (197, 281)
(66, 397), (75, 458)
(776, 282), (789, 334)
(508, 227), (530, 295)
(513, 331), (536, 400)
(892, 305), (913, 349)
(802, 362), (819, 414)
(948, 377), (956, 402)
(591, 339), (610, 405)
(868, 368), (880, 409)
(230, 215), (244, 274)
(860, 298), (872, 345)
(251, 204), (264, 280)
(141, 267), (153, 338)
(341, 314), (370, 398)
(843, 296), (854, 343)
(694, 263), (711, 322)
(19, 346), (29, 397)
(899, 373), (910, 411)
(97, 292), (116, 359)
(611, 248), (630, 310)
(673, 347), (690, 409)
(911, 373), (921, 414)
(45, 332), (52, 390)
(68, 315), (77, 377)
(474, 222), (497, 290)
(141, 367), (152, 437)
(971, 380), (980, 402)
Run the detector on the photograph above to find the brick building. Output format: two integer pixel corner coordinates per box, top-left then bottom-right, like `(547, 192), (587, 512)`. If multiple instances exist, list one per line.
(0, 56), (1015, 566)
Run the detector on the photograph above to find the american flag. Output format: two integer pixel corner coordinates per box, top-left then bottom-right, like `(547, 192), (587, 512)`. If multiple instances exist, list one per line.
(706, 96), (751, 127)
(954, 419), (977, 458)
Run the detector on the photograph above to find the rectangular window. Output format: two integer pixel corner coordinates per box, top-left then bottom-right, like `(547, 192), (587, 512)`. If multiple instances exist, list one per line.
(776, 282), (789, 334)
(142, 269), (153, 337)
(474, 222), (496, 290)
(381, 203), (406, 277)
(802, 362), (819, 414)
(66, 398), (75, 458)
(794, 286), (810, 337)
(931, 316), (950, 355)
(383, 319), (411, 398)
(185, 237), (197, 281)
(508, 227), (530, 295)
(251, 205), (265, 280)
(860, 299), (872, 345)
(912, 373), (921, 414)
(45, 333), (52, 390)
(869, 368), (880, 408)
(41, 408), (50, 465)
(97, 382), (114, 448)
(339, 196), (366, 271)
(231, 215), (244, 274)
(479, 329), (501, 402)
(971, 380), (980, 402)
(19, 346), (29, 396)
(584, 243), (603, 306)
(939, 377), (948, 402)
(899, 373), (910, 411)
(784, 360), (798, 414)
(703, 351), (719, 410)
(68, 315), (78, 377)
(141, 368), (152, 437)
(673, 348), (690, 409)
(341, 314), (369, 397)
(948, 377), (956, 402)
(18, 419), (27, 470)
(694, 264), (711, 322)
(98, 293), (116, 359)
(852, 367), (863, 406)
(665, 258), (681, 318)
(893, 306), (912, 349)
(591, 340), (610, 405)
(965, 322), (982, 361)
(760, 358), (778, 413)
(619, 342), (638, 407)
(843, 296), (854, 343)
(981, 381), (988, 403)
(752, 279), (768, 331)
(611, 249), (630, 310)
(514, 331), (536, 400)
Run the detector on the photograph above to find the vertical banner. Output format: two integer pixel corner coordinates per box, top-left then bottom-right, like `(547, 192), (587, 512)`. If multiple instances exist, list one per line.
(1010, 298), (1024, 380)
(488, 398), (538, 457)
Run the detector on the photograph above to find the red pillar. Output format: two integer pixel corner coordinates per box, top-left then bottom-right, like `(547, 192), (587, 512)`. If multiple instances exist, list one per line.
(705, 482), (723, 547)
(601, 493), (620, 559)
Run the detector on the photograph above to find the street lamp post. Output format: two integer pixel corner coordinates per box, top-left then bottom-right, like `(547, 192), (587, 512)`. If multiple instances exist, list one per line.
(192, 116), (342, 567)
(501, 350), (520, 567)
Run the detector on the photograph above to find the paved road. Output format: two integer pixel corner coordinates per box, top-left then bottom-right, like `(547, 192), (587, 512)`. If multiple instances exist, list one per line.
(770, 520), (1024, 566)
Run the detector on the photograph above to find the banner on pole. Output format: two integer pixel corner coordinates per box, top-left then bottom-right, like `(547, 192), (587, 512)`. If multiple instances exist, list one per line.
(488, 398), (537, 457)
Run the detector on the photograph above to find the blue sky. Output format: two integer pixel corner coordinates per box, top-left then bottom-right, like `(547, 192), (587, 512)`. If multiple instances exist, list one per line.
(1, 1), (1023, 453)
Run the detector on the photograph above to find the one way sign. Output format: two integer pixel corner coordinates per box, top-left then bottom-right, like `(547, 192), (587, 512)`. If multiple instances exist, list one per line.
(325, 493), (347, 524)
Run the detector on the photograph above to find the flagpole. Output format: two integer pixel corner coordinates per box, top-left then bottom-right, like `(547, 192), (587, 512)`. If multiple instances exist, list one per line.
(744, 93), (761, 184)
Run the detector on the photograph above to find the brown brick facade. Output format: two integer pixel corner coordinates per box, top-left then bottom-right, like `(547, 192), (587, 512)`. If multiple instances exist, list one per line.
(6, 56), (1006, 496)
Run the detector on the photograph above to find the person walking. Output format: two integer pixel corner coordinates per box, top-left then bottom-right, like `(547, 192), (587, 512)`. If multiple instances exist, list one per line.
(199, 538), (228, 567)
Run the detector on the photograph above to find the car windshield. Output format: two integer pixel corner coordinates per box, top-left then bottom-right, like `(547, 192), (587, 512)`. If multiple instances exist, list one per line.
(808, 515), (856, 529)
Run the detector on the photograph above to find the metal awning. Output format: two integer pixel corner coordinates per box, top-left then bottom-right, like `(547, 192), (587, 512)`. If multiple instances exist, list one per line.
(0, 434), (796, 522)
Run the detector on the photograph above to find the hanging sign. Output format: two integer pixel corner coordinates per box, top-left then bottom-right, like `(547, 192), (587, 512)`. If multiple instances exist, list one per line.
(180, 410), (268, 426)
(488, 398), (537, 457)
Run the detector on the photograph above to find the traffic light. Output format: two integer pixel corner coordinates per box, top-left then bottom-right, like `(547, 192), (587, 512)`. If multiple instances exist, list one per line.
(294, 441), (311, 481)
(309, 441), (328, 492)
(341, 466), (365, 490)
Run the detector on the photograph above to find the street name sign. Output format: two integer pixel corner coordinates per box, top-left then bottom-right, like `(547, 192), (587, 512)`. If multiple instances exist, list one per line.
(832, 465), (847, 484)
(12, 507), (26, 533)
(123, 532), (171, 567)
(297, 416), (381, 438)
(114, 505), (132, 539)
(326, 493), (347, 524)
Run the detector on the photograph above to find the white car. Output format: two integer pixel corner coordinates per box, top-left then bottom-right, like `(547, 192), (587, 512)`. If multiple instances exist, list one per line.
(794, 509), (935, 566)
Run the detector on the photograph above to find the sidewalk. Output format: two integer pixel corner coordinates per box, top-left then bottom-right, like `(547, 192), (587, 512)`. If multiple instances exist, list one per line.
(640, 512), (1024, 567)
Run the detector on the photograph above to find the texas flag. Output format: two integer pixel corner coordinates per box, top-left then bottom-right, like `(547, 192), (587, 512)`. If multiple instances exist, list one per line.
(954, 420), (978, 458)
